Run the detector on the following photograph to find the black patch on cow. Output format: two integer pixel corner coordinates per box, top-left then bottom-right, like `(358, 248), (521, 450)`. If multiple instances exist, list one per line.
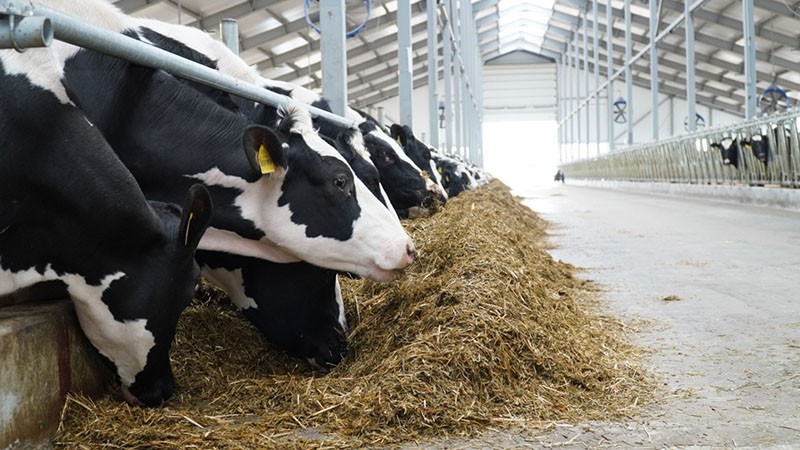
(62, 32), (267, 242)
(139, 27), (240, 112)
(361, 130), (428, 212)
(277, 134), (360, 240)
(197, 251), (347, 368)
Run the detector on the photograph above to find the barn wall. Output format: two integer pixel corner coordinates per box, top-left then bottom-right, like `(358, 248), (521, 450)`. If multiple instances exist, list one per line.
(482, 63), (558, 122)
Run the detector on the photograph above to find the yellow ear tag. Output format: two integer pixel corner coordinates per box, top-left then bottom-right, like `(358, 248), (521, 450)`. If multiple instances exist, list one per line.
(257, 144), (275, 175)
(396, 136), (402, 144)
(437, 166), (443, 174)
(184, 211), (193, 247)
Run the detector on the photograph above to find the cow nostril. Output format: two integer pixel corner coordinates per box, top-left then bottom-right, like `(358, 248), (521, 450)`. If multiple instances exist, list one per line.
(406, 242), (416, 263)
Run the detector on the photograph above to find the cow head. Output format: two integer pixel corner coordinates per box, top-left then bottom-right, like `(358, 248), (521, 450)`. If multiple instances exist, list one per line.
(194, 105), (415, 282)
(199, 254), (348, 369)
(390, 123), (448, 200)
(711, 136), (739, 168)
(433, 155), (472, 197)
(89, 185), (213, 407)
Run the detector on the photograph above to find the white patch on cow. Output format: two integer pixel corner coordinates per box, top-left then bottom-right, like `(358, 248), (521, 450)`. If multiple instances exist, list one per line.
(201, 267), (258, 310)
(1, 49), (71, 104)
(0, 263), (151, 388)
(265, 79), (322, 106)
(333, 276), (347, 332)
(199, 227), (300, 263)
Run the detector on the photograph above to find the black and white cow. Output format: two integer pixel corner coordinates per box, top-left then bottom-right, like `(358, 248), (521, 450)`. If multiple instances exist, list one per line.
(46, 0), (415, 283)
(389, 123), (448, 195)
(711, 136), (740, 168)
(430, 150), (479, 197)
(1, 49), (213, 407)
(130, 17), (447, 219)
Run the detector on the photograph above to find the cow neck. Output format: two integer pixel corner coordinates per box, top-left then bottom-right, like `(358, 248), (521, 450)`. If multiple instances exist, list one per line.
(63, 43), (255, 183)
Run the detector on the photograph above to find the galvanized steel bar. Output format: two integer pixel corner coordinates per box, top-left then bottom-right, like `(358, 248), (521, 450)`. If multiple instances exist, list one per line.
(321, 0), (348, 116)
(427, 0), (439, 149)
(397, 0), (413, 127)
(33, 5), (357, 128)
(0, 13), (52, 49)
(606, 0), (614, 153)
(219, 18), (238, 56)
(583, 10), (590, 155)
(593, 0), (600, 156)
(574, 38), (581, 159)
(742, 0), (757, 120)
(685, 0), (696, 131)
(442, 0), (453, 154)
(649, 0), (659, 141)
(624, 0), (633, 145)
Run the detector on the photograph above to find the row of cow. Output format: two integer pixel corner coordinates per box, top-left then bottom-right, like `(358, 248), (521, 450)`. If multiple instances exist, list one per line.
(709, 124), (791, 169)
(0, 0), (490, 407)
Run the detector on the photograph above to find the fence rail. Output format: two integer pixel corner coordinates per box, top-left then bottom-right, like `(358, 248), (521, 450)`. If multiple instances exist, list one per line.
(561, 110), (800, 188)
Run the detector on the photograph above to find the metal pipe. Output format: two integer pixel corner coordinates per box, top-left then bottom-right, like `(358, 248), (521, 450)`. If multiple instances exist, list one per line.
(378, 106), (385, 128)
(624, 0), (633, 145)
(219, 18), (238, 56)
(742, 0), (757, 119)
(398, 0), (413, 127)
(685, 0), (696, 131)
(321, 0), (348, 116)
(426, 0), (439, 148)
(0, 14), (51, 50)
(649, 0), (659, 141)
(33, 5), (357, 128)
(442, 0), (453, 154)
(606, 0), (614, 152)
(574, 38), (581, 159)
(583, 9), (590, 156)
(452, 0), (462, 157)
(593, 0), (600, 156)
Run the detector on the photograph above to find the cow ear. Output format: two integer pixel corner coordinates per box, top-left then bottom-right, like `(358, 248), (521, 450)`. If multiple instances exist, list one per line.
(390, 123), (407, 146)
(179, 184), (213, 250)
(242, 125), (287, 176)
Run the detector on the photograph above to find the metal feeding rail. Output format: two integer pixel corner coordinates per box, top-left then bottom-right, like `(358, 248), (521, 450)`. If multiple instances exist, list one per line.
(0, 1), (358, 129)
(560, 111), (800, 188)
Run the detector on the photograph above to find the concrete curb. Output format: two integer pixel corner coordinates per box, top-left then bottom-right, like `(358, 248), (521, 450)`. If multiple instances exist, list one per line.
(1, 300), (111, 450)
(565, 179), (800, 211)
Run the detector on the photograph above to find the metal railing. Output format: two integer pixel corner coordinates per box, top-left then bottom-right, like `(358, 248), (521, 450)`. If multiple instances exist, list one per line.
(561, 110), (800, 188)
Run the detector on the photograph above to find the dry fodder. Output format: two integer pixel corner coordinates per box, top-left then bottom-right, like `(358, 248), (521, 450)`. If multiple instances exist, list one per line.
(55, 180), (651, 449)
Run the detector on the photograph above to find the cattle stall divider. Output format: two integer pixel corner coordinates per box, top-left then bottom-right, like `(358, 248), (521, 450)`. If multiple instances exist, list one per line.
(13, 4), (359, 130)
(559, 110), (800, 188)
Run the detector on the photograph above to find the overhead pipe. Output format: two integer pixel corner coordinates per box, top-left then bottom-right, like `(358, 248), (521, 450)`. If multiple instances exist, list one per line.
(0, 14), (52, 50)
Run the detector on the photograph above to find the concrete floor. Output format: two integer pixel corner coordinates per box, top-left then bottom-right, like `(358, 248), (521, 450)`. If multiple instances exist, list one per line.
(406, 184), (800, 449)
(517, 184), (800, 448)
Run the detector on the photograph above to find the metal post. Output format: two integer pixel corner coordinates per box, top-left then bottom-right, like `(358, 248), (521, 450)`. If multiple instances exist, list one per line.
(451, 0), (462, 157)
(442, 0), (453, 154)
(574, 39), (581, 159)
(624, 0), (633, 145)
(320, 0), (347, 116)
(427, 0), (439, 148)
(583, 10), (590, 155)
(649, 0), (659, 141)
(593, 0), (600, 156)
(398, 0), (413, 127)
(219, 18), (239, 56)
(606, 0), (614, 152)
(685, 0), (696, 130)
(742, 0), (757, 119)
(568, 39), (574, 161)
(378, 106), (385, 128)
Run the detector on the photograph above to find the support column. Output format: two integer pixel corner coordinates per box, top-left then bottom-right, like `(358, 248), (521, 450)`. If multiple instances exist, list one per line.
(583, 10), (590, 156)
(624, 0), (633, 145)
(685, 0), (697, 130)
(650, 0), (659, 141)
(442, 0), (453, 154)
(593, 0), (600, 156)
(219, 18), (239, 55)
(426, 0), (439, 148)
(606, 0), (614, 153)
(742, 0), (757, 120)
(398, 0), (413, 127)
(320, 0), (347, 116)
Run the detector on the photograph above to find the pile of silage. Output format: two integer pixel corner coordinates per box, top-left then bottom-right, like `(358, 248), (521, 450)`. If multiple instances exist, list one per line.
(56, 180), (651, 449)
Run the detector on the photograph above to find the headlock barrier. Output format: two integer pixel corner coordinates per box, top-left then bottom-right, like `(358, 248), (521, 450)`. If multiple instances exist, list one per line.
(560, 110), (800, 188)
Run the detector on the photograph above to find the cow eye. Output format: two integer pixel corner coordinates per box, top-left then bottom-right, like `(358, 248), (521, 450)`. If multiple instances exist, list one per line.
(333, 174), (348, 191)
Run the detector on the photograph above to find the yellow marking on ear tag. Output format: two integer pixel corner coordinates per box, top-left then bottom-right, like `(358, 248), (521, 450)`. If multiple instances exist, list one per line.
(396, 136), (402, 144)
(257, 144), (275, 174)
(184, 211), (194, 247)
(437, 166), (443, 174)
